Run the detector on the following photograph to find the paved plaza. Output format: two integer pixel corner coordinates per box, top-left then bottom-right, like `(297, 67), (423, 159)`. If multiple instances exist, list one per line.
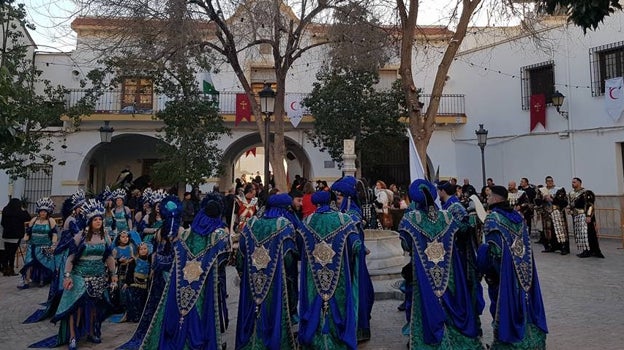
(0, 238), (622, 349)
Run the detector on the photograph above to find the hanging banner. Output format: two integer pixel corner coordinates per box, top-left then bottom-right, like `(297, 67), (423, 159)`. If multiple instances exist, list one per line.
(605, 77), (624, 122)
(245, 147), (257, 157)
(285, 94), (304, 128)
(235, 93), (252, 126)
(530, 94), (546, 131)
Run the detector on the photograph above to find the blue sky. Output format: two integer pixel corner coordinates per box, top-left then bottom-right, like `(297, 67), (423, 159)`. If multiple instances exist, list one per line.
(22, 0), (77, 52)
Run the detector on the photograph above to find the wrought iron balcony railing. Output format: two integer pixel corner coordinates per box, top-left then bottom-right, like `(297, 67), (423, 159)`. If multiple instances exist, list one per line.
(65, 89), (466, 120)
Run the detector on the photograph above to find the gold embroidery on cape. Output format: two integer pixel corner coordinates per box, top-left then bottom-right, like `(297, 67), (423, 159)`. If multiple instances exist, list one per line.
(511, 237), (525, 257)
(424, 240), (445, 264)
(179, 285), (195, 316)
(251, 245), (271, 270)
(251, 272), (268, 304)
(313, 241), (335, 267)
(318, 267), (335, 300)
(183, 260), (203, 283)
(430, 265), (445, 296)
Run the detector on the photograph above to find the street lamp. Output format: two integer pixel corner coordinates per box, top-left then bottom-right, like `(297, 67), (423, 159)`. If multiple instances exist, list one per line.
(259, 83), (275, 191)
(551, 90), (569, 119)
(99, 121), (114, 143)
(475, 124), (488, 188)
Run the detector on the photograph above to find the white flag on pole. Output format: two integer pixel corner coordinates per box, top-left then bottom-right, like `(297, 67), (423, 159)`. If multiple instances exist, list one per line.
(285, 95), (304, 128)
(605, 77), (624, 122)
(407, 128), (426, 181)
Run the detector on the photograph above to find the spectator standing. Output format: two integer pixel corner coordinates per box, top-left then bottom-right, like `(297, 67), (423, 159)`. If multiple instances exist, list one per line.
(1, 198), (31, 276)
(181, 192), (195, 229)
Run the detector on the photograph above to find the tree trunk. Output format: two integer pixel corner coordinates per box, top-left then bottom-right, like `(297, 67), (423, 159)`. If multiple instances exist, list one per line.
(271, 70), (288, 191)
(400, 0), (481, 178)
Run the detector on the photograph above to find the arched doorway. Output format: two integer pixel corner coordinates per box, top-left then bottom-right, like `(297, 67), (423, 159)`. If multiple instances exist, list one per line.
(220, 133), (312, 190)
(78, 133), (168, 192)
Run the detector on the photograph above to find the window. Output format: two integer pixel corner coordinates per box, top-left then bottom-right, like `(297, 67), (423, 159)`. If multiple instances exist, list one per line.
(24, 164), (53, 214)
(121, 77), (153, 112)
(521, 61), (555, 110)
(377, 69), (399, 91)
(590, 41), (624, 96)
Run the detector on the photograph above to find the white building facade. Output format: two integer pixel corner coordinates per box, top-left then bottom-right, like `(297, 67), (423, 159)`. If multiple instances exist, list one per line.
(4, 8), (624, 214)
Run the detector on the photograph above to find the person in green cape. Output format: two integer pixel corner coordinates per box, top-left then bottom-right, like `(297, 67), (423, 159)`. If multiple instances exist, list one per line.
(297, 190), (361, 350)
(398, 179), (484, 349)
(140, 193), (230, 350)
(235, 193), (298, 349)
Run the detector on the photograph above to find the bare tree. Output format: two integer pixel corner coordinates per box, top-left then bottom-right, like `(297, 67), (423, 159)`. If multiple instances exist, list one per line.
(396, 0), (482, 176)
(72, 0), (353, 191)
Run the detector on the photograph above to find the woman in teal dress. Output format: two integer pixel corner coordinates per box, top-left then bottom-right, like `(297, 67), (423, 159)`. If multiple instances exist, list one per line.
(112, 188), (133, 233)
(100, 187), (116, 240)
(139, 189), (166, 246)
(30, 199), (117, 350)
(19, 197), (58, 289)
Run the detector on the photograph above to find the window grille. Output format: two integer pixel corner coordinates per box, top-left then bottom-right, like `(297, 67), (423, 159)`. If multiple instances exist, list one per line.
(23, 164), (53, 214)
(590, 41), (624, 97)
(520, 61), (555, 110)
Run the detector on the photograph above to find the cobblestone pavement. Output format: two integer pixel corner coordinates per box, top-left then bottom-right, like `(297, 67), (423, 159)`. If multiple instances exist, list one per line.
(1, 238), (623, 349)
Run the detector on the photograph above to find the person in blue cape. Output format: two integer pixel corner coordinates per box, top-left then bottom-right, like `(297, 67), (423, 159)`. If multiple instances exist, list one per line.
(477, 186), (547, 350)
(30, 199), (116, 350)
(24, 190), (87, 323)
(437, 180), (485, 338)
(297, 190), (361, 350)
(140, 193), (230, 350)
(116, 194), (185, 350)
(398, 179), (483, 349)
(19, 197), (59, 289)
(331, 176), (375, 342)
(235, 193), (298, 349)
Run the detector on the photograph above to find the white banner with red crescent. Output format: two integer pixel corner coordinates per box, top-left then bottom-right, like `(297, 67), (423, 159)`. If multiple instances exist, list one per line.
(285, 95), (303, 128)
(605, 77), (624, 122)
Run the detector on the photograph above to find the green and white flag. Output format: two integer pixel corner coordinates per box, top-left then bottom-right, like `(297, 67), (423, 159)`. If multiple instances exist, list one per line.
(199, 72), (218, 95)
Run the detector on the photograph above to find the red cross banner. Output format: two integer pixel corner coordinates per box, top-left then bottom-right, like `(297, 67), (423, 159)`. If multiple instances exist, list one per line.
(245, 147), (256, 157)
(235, 93), (252, 126)
(530, 94), (546, 131)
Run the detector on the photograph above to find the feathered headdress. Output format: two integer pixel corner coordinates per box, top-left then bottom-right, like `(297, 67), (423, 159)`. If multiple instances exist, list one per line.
(112, 188), (126, 200)
(141, 188), (153, 206)
(150, 189), (167, 205)
(81, 199), (105, 222)
(71, 189), (86, 210)
(36, 197), (55, 213)
(160, 195), (183, 238)
(98, 186), (113, 202)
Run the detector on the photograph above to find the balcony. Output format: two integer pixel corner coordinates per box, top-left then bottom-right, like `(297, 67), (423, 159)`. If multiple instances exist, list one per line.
(421, 94), (467, 125)
(64, 89), (466, 124)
